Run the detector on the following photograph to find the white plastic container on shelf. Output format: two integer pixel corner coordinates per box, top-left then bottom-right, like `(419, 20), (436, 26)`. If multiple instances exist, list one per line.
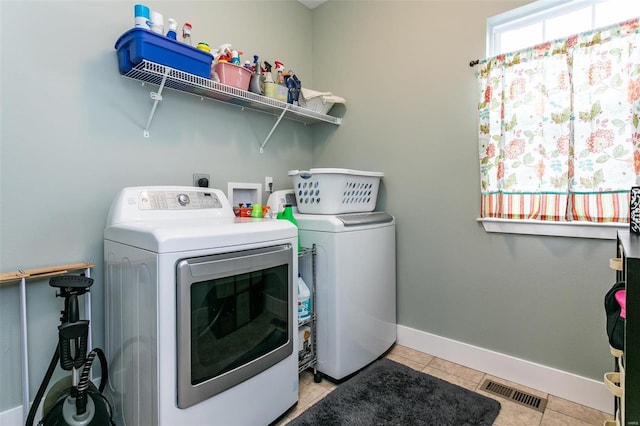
(298, 274), (311, 322)
(288, 168), (383, 214)
(299, 88), (346, 115)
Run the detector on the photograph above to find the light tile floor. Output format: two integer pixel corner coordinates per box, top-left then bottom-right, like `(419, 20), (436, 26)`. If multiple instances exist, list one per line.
(278, 344), (614, 426)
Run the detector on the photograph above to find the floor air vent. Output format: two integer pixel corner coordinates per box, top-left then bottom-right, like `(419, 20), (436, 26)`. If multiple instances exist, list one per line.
(481, 379), (548, 412)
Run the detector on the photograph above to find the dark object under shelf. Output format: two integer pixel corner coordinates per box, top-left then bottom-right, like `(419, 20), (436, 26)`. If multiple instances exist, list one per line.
(614, 230), (639, 424)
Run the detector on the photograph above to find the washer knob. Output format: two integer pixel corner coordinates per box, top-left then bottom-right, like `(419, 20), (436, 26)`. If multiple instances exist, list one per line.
(177, 193), (190, 206)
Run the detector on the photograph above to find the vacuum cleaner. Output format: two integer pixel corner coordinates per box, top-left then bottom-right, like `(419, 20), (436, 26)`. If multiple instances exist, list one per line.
(26, 275), (114, 426)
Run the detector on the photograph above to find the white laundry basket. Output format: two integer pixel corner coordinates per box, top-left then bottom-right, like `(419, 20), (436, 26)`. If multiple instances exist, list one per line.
(288, 168), (383, 214)
(299, 88), (346, 115)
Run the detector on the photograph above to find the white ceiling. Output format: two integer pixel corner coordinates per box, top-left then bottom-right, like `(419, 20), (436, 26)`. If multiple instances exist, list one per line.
(297, 0), (327, 9)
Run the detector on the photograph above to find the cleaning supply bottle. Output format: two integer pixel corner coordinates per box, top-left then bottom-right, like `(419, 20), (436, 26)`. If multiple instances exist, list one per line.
(182, 22), (192, 45)
(277, 204), (300, 251)
(298, 274), (311, 322)
(134, 4), (151, 29)
(196, 42), (211, 53)
(231, 50), (241, 65)
(263, 61), (277, 99)
(166, 18), (177, 40)
(248, 55), (263, 95)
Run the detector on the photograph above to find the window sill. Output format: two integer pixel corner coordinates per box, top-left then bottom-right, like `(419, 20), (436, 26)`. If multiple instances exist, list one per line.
(477, 218), (626, 240)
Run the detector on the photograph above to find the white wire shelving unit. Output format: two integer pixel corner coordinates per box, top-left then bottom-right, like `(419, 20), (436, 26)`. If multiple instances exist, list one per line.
(122, 60), (342, 152)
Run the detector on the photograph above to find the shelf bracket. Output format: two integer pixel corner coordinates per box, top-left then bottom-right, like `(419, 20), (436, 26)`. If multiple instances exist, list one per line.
(143, 68), (170, 137)
(260, 105), (289, 153)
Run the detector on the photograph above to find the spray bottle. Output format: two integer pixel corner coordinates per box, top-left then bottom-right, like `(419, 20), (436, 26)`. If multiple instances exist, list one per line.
(263, 61), (276, 99)
(249, 55), (263, 95)
(274, 61), (285, 84)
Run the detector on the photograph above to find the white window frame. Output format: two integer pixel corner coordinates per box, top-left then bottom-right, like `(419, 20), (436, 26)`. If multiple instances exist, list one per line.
(477, 218), (625, 240)
(479, 0), (637, 239)
(487, 0), (639, 57)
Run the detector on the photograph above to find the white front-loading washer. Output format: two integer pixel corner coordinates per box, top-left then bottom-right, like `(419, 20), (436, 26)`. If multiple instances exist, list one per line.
(103, 186), (298, 425)
(295, 212), (397, 381)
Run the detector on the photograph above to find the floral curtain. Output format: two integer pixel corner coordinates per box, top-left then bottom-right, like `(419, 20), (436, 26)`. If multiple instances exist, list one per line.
(478, 18), (640, 223)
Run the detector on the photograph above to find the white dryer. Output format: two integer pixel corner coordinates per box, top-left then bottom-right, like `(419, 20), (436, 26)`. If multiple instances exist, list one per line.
(295, 211), (397, 381)
(104, 186), (298, 425)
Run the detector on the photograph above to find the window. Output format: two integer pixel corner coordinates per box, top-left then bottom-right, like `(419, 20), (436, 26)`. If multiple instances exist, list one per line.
(488, 0), (640, 56)
(477, 1), (640, 239)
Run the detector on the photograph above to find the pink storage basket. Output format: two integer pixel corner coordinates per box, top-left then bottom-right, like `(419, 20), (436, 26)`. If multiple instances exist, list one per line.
(214, 62), (251, 90)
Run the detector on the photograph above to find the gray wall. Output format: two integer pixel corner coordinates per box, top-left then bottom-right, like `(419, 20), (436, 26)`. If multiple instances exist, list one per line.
(310, 0), (613, 384)
(0, 0), (615, 415)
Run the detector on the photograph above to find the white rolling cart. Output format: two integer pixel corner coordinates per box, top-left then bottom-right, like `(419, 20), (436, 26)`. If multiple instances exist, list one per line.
(298, 244), (322, 383)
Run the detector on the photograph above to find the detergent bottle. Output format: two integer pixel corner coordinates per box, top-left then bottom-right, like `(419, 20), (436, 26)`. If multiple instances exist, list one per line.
(297, 274), (311, 322)
(277, 204), (300, 251)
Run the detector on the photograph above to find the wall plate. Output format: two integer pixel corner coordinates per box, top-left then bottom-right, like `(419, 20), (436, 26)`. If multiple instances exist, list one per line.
(227, 182), (262, 207)
(193, 173), (210, 187)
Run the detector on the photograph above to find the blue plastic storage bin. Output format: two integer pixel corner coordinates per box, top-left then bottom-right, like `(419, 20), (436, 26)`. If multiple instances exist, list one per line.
(115, 28), (213, 78)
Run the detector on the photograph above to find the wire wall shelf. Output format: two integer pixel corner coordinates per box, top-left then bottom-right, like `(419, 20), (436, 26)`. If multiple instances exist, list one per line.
(122, 60), (341, 150)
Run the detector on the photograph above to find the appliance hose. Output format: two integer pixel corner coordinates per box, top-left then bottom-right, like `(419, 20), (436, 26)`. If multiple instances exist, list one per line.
(77, 348), (109, 394)
(58, 334), (88, 370)
(25, 345), (59, 426)
(25, 346), (109, 426)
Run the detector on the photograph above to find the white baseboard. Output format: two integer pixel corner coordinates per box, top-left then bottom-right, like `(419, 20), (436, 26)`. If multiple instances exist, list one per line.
(397, 324), (613, 414)
(0, 404), (32, 425)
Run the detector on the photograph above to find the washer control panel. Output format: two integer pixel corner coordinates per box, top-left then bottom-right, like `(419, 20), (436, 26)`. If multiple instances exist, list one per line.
(138, 190), (224, 210)
(106, 186), (235, 226)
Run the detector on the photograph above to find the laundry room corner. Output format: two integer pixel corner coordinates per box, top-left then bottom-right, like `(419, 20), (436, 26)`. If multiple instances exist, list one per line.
(1, 0), (631, 423)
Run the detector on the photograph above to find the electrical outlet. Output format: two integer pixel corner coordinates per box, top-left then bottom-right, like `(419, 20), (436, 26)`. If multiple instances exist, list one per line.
(265, 176), (273, 192)
(193, 173), (210, 188)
